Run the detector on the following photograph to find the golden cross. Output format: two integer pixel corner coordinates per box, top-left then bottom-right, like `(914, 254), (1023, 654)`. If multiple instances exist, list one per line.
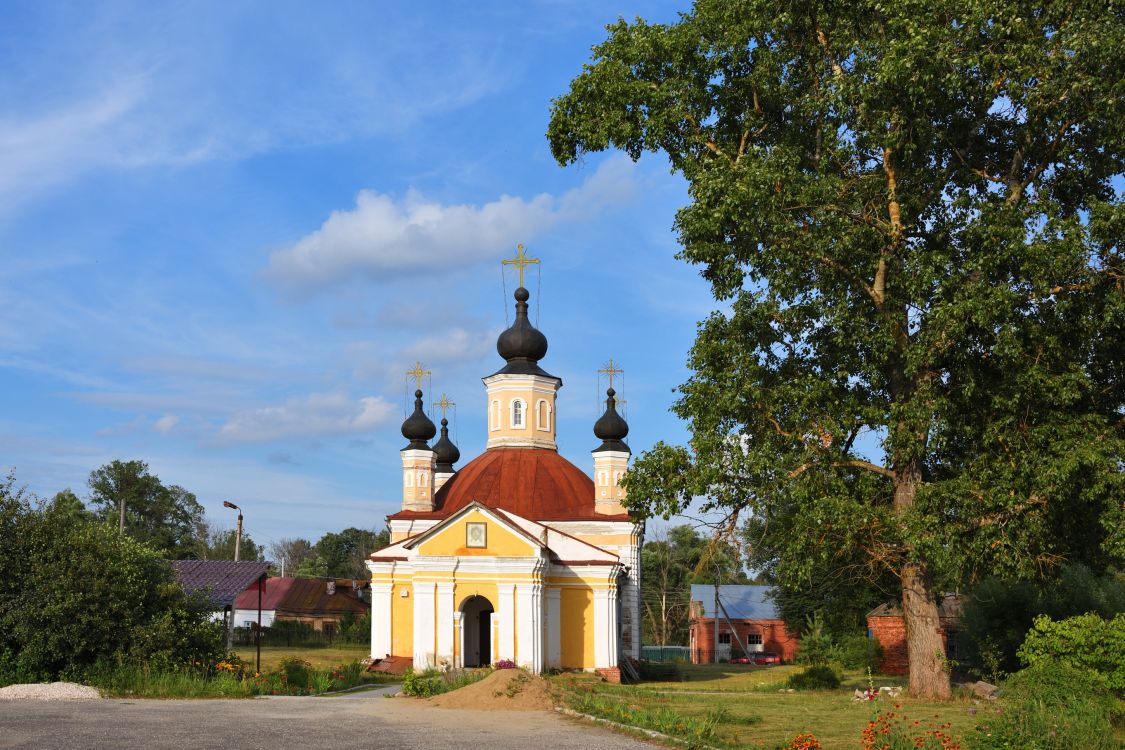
(434, 393), (456, 419)
(405, 361), (430, 390)
(598, 358), (624, 389)
(501, 243), (540, 287)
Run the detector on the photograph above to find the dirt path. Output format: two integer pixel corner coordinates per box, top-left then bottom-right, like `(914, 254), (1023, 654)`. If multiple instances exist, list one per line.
(0, 685), (658, 750)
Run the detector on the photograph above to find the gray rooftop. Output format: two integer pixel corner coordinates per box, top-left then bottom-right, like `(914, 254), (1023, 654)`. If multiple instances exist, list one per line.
(690, 584), (780, 620)
(171, 560), (271, 607)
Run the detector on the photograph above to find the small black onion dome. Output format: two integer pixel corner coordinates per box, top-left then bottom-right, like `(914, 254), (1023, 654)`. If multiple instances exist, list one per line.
(401, 389), (436, 449)
(495, 287), (550, 375)
(593, 387), (630, 453)
(433, 418), (460, 473)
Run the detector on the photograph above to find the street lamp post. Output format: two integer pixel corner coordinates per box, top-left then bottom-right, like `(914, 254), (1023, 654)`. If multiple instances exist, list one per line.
(223, 501), (243, 562)
(223, 501), (243, 651)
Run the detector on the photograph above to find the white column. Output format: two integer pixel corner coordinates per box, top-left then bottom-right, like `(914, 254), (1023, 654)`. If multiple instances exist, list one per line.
(593, 586), (620, 669)
(413, 581), (435, 669)
(546, 587), (561, 669)
(496, 582), (515, 662)
(436, 582), (455, 666)
(452, 611), (463, 668)
(515, 582), (543, 673)
(370, 583), (393, 659)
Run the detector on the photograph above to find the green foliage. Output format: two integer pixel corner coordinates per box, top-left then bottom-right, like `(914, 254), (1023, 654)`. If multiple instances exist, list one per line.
(834, 635), (882, 672)
(202, 526), (263, 562)
(0, 474), (223, 684)
(794, 614), (834, 667)
(786, 665), (841, 691)
(550, 0), (1125, 694)
(956, 565), (1125, 680)
(1018, 612), (1125, 693)
(87, 459), (206, 558)
(312, 527), (389, 579)
(969, 664), (1118, 750)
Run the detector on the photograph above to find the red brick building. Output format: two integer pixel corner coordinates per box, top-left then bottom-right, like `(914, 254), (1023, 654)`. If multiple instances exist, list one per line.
(866, 595), (962, 675)
(688, 585), (800, 664)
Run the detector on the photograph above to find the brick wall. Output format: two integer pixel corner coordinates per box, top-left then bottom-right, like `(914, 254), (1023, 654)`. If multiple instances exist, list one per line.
(689, 618), (800, 664)
(867, 615), (957, 675)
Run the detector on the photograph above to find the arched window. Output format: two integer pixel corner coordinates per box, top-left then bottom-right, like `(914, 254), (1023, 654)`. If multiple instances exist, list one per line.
(419, 473), (427, 487)
(491, 400), (501, 431)
(404, 471), (413, 487)
(511, 399), (525, 428)
(536, 399), (550, 431)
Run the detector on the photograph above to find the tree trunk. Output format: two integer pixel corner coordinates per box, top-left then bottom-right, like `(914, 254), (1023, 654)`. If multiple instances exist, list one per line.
(894, 461), (951, 699)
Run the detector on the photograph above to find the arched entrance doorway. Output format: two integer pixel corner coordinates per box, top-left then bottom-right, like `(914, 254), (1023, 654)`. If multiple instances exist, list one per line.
(460, 595), (493, 667)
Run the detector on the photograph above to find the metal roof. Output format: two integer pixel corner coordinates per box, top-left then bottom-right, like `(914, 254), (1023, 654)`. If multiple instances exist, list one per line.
(171, 560), (271, 607)
(690, 584), (780, 620)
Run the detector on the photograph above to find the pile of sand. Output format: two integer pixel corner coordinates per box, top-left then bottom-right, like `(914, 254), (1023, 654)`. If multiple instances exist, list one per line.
(428, 669), (554, 711)
(0, 682), (102, 701)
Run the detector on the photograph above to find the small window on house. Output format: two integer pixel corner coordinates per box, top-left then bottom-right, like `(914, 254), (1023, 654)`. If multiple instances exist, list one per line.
(323, 622), (336, 639)
(746, 633), (763, 645)
(718, 633), (731, 645)
(511, 399), (525, 428)
(419, 473), (427, 487)
(536, 399), (550, 431)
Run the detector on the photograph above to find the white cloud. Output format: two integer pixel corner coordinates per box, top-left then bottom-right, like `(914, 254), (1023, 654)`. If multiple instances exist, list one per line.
(217, 392), (395, 443)
(152, 414), (180, 433)
(401, 327), (498, 366)
(265, 156), (638, 291)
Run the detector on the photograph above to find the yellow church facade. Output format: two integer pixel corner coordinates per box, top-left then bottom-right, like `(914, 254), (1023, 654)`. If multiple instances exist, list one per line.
(367, 278), (642, 674)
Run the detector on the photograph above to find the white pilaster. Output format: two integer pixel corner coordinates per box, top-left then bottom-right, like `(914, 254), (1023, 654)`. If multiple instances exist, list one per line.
(452, 611), (463, 668)
(413, 581), (436, 669)
(370, 583), (393, 660)
(497, 582), (516, 662)
(515, 582), (544, 673)
(546, 587), (561, 669)
(436, 582), (455, 666)
(593, 586), (620, 669)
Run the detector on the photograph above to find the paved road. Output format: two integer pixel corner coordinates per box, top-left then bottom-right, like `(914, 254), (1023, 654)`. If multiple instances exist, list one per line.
(0, 686), (657, 750)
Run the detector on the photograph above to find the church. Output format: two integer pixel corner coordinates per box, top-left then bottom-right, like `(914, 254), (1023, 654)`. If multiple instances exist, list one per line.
(367, 260), (642, 676)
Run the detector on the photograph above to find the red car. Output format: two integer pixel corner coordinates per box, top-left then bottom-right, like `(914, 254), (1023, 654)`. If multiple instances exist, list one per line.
(730, 652), (782, 665)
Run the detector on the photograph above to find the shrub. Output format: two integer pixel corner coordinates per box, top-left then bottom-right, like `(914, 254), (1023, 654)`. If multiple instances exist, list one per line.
(834, 634), (882, 671)
(786, 665), (840, 690)
(279, 658), (314, 693)
(955, 565), (1125, 680)
(969, 663), (1118, 750)
(494, 659), (516, 669)
(400, 666), (491, 697)
(1017, 612), (1125, 692)
(795, 613), (834, 666)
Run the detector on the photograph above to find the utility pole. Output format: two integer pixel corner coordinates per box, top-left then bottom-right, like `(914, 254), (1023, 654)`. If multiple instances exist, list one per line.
(223, 501), (243, 651)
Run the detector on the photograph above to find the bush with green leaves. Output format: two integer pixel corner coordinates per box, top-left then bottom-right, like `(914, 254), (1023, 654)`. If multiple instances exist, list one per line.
(0, 474), (224, 684)
(969, 663), (1118, 750)
(833, 634), (883, 671)
(786, 665), (841, 691)
(1017, 612), (1125, 693)
(955, 565), (1125, 680)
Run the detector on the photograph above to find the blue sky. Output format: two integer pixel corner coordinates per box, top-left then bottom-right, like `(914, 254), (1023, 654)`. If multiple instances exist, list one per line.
(0, 1), (716, 550)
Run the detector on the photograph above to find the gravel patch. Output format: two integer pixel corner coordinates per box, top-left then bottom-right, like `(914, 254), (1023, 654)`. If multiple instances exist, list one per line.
(0, 682), (102, 701)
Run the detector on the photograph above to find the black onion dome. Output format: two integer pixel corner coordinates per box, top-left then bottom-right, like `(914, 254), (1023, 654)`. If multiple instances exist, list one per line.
(401, 389), (436, 449)
(493, 287), (554, 377)
(593, 387), (630, 453)
(433, 418), (460, 472)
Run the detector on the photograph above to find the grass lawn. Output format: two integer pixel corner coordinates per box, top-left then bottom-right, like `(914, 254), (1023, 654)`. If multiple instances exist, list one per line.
(552, 664), (982, 749)
(234, 644), (371, 671)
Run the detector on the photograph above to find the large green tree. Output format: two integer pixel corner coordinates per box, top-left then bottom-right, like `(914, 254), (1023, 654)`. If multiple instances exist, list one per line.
(88, 460), (206, 559)
(549, 0), (1124, 697)
(313, 527), (389, 579)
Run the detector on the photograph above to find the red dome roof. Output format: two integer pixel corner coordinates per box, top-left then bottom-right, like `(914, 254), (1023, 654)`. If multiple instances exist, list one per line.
(389, 448), (629, 522)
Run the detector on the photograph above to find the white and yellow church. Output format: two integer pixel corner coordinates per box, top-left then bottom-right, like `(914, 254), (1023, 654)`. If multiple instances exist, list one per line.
(367, 270), (642, 675)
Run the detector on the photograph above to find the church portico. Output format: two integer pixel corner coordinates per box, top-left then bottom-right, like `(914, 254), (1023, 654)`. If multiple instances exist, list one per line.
(368, 250), (643, 676)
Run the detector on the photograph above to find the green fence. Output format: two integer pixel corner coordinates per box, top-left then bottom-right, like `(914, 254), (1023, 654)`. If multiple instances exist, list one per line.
(640, 645), (691, 662)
